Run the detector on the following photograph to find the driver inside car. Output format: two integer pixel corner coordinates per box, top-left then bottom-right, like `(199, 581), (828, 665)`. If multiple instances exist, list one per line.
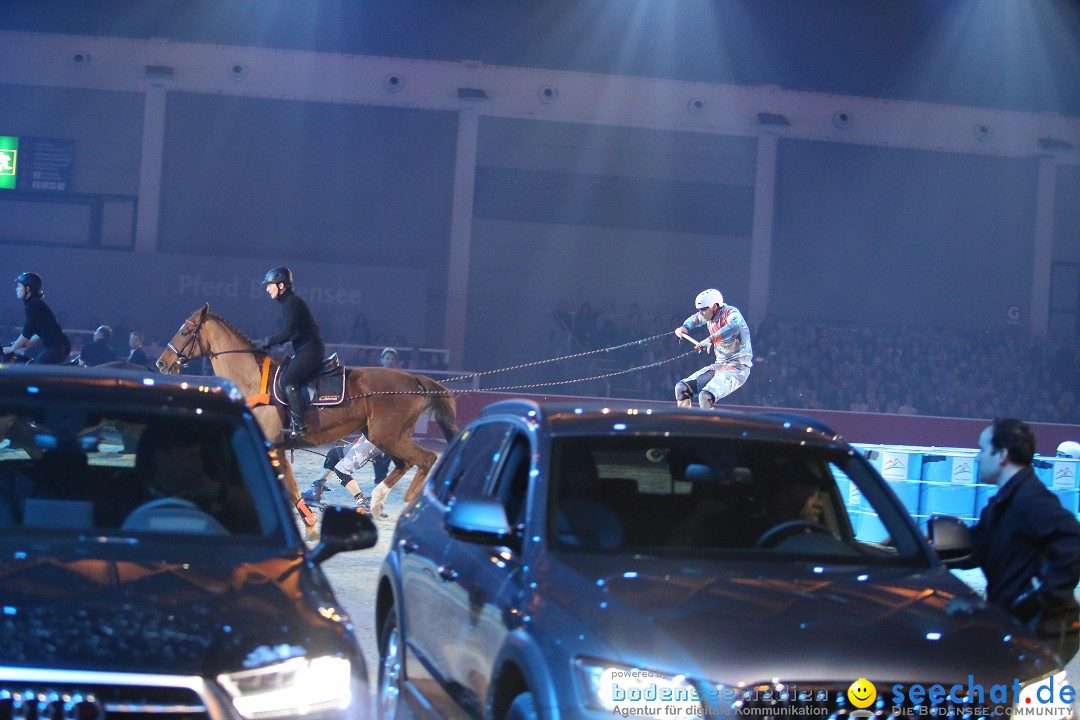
(750, 472), (833, 549)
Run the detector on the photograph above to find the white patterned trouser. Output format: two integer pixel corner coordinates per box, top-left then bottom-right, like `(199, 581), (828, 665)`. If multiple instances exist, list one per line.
(335, 436), (383, 475)
(681, 363), (751, 407)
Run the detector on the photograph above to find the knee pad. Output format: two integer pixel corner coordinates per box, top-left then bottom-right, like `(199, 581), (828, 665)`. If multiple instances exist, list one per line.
(675, 380), (696, 401)
(698, 391), (715, 410)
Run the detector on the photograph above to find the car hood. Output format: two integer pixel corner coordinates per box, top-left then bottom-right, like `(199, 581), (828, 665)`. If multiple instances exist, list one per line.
(0, 547), (355, 675)
(532, 553), (1060, 685)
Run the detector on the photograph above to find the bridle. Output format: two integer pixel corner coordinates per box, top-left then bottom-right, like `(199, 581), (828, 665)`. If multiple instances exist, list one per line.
(161, 314), (264, 373)
(164, 317), (208, 372)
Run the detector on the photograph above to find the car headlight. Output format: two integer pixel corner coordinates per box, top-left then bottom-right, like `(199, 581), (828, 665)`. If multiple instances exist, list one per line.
(1016, 670), (1074, 720)
(574, 657), (703, 714)
(217, 655), (353, 719)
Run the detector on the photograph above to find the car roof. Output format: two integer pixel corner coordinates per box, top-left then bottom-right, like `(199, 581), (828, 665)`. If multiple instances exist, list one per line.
(0, 364), (249, 412)
(478, 399), (848, 449)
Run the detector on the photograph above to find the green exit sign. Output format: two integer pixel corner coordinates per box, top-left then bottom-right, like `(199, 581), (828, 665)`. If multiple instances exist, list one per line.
(0, 136), (17, 190)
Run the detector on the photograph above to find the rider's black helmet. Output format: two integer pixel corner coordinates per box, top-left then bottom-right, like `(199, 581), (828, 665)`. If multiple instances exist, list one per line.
(15, 272), (43, 295)
(261, 267), (293, 289)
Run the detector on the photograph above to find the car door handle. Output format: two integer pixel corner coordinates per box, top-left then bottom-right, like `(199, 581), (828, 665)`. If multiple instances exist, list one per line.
(437, 565), (459, 582)
(398, 538), (419, 554)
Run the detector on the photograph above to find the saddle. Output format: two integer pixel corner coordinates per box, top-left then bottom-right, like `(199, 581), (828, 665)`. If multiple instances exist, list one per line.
(272, 353), (346, 407)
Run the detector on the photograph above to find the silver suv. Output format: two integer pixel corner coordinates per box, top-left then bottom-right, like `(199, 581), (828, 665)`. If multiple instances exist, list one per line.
(377, 400), (1070, 720)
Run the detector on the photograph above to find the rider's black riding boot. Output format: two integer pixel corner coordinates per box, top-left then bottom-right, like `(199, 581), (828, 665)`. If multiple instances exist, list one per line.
(284, 384), (308, 438)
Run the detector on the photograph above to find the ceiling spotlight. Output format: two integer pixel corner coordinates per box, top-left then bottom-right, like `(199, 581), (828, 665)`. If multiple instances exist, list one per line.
(833, 111), (852, 129)
(227, 63), (247, 81)
(69, 51), (90, 69)
(384, 74), (404, 92)
(538, 86), (558, 104)
(688, 98), (706, 115)
(973, 123), (992, 142)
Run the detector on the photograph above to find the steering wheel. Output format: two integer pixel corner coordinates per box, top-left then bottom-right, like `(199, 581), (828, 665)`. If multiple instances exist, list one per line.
(754, 520), (831, 549)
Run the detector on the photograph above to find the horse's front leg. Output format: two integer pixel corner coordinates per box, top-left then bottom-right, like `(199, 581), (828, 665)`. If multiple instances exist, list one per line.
(270, 446), (317, 528)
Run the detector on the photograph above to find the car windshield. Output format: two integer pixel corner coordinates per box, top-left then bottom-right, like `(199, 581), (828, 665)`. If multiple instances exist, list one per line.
(549, 436), (926, 563)
(0, 401), (283, 542)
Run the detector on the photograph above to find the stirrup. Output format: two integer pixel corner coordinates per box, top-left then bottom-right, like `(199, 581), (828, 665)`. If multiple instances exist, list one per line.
(289, 419), (308, 438)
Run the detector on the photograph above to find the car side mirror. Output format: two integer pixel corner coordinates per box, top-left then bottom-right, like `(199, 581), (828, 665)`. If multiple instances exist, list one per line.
(926, 514), (974, 565)
(445, 497), (514, 545)
(311, 506), (378, 563)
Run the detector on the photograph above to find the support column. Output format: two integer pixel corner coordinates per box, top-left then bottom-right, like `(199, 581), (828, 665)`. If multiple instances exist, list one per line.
(443, 107), (480, 369)
(134, 85), (167, 252)
(1030, 156), (1057, 338)
(748, 133), (779, 328)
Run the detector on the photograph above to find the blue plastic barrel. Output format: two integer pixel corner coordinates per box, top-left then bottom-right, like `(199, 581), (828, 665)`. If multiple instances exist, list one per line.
(1032, 459), (1054, 487)
(920, 482), (977, 523)
(1050, 458), (1079, 490)
(852, 510), (888, 543)
(1053, 488), (1079, 514)
(921, 452), (978, 484)
(875, 449), (924, 482)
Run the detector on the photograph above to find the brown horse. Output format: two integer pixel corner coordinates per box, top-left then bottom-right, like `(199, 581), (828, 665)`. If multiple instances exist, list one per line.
(155, 304), (457, 519)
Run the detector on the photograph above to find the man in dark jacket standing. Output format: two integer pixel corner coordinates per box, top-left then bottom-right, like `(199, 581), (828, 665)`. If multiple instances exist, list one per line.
(258, 267), (324, 439)
(966, 418), (1080, 661)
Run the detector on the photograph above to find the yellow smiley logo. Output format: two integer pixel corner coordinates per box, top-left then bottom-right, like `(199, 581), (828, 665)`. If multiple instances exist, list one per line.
(847, 678), (876, 709)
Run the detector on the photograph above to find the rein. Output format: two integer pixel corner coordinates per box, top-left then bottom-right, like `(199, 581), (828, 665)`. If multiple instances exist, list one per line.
(166, 316), (264, 371)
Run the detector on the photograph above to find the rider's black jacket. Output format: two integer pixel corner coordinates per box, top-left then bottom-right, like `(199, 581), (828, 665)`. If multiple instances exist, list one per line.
(266, 290), (324, 355)
(22, 296), (66, 349)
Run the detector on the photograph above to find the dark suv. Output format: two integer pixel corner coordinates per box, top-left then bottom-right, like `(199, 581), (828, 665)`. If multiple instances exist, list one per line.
(377, 400), (1071, 720)
(0, 364), (376, 720)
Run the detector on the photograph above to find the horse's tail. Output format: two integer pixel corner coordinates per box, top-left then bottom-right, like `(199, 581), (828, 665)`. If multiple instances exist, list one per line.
(415, 374), (459, 441)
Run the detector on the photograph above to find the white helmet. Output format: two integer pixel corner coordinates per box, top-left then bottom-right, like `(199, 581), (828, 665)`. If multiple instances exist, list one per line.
(695, 288), (724, 310)
(1058, 440), (1080, 459)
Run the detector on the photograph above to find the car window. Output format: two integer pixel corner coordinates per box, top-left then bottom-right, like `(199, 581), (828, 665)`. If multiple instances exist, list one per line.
(0, 402), (277, 541)
(434, 421), (511, 502)
(549, 436), (926, 563)
(493, 434), (531, 530)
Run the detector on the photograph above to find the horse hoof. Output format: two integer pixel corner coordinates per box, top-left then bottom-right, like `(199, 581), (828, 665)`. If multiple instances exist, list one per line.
(370, 483), (389, 520)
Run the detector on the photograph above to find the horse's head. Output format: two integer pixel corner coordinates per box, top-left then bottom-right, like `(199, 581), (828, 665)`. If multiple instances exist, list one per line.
(156, 303), (211, 374)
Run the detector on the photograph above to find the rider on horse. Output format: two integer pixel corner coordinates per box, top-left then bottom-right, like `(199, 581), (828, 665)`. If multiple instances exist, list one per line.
(4, 272), (72, 364)
(258, 267), (325, 438)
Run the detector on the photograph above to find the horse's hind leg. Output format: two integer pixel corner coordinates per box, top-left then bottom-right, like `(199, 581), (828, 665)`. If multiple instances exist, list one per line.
(370, 441), (436, 519)
(402, 452), (435, 504)
(393, 441), (437, 505)
(370, 457), (413, 519)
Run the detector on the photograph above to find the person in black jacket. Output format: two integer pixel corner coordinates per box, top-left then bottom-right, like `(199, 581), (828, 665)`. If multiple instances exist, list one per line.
(963, 418), (1080, 661)
(3, 272), (71, 364)
(127, 330), (150, 367)
(78, 325), (117, 366)
(257, 267), (325, 438)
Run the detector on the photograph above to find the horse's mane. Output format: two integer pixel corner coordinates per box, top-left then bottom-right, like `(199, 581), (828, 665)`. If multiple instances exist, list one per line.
(206, 311), (256, 347)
